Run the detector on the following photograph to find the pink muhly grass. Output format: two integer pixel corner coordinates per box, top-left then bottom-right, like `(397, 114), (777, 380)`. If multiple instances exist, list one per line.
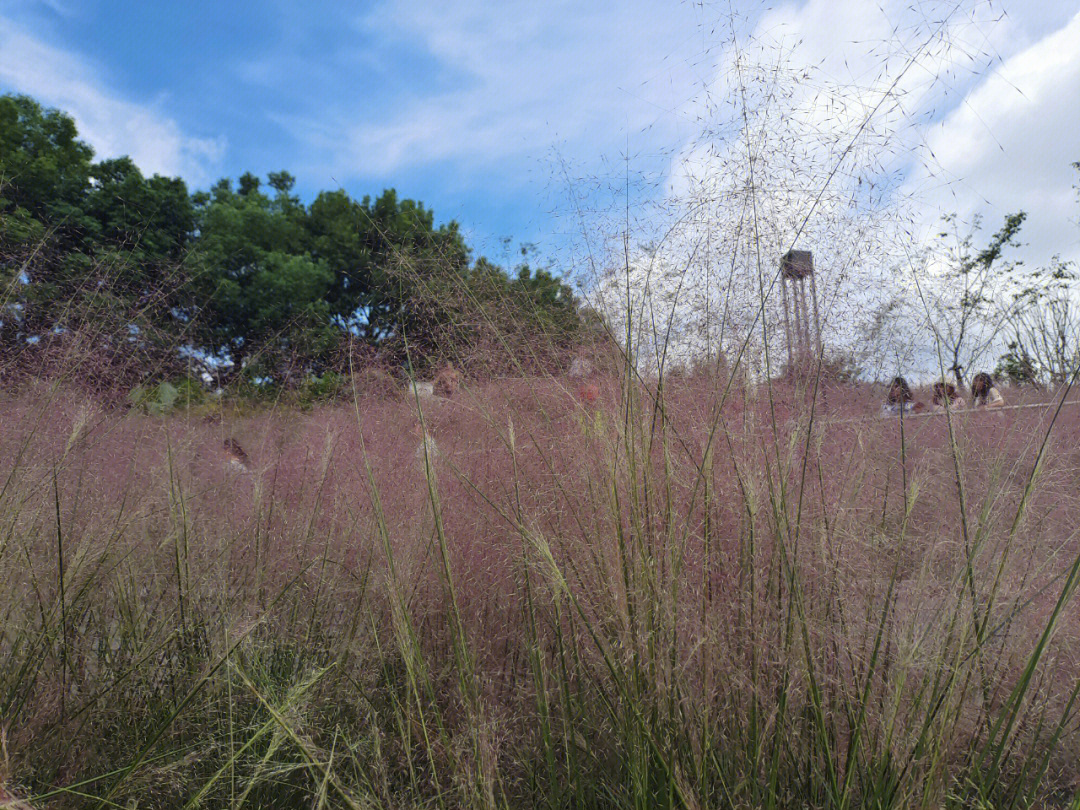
(0, 371), (1079, 806)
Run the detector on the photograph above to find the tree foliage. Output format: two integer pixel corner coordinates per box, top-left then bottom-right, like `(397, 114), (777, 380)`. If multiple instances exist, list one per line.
(0, 93), (582, 386)
(996, 163), (1080, 387)
(925, 211), (1026, 387)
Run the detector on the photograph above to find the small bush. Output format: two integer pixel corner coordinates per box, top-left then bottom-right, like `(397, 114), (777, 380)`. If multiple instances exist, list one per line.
(295, 370), (347, 408)
(128, 376), (206, 415)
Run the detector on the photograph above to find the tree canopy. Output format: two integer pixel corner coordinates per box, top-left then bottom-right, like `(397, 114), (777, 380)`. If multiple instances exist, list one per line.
(0, 94), (581, 387)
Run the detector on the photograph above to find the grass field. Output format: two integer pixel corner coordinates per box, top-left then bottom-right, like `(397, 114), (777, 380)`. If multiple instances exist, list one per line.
(1, 370), (1079, 808)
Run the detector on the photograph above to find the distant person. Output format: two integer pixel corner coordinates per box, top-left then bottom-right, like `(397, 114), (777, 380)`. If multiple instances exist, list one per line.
(881, 376), (915, 416)
(411, 422), (440, 466)
(223, 438), (250, 473)
(971, 372), (1004, 408)
(932, 382), (966, 412)
(433, 364), (460, 399)
(578, 382), (600, 405)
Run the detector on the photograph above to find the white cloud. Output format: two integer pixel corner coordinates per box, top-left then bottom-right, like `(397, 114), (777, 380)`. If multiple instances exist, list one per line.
(296, 0), (710, 176)
(0, 16), (225, 184)
(904, 8), (1080, 268)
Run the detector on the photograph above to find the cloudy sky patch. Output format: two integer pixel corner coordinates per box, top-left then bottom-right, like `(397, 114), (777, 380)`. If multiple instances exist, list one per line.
(0, 0), (1076, 270)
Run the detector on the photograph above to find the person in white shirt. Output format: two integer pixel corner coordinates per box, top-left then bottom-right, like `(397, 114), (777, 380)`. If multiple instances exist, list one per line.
(971, 372), (1005, 408)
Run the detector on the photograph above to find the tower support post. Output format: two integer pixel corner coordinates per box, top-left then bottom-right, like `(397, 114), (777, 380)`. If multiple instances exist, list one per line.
(779, 249), (821, 369)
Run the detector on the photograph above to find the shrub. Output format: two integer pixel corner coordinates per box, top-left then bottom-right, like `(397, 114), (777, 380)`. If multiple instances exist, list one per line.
(127, 376), (206, 415)
(295, 370), (347, 408)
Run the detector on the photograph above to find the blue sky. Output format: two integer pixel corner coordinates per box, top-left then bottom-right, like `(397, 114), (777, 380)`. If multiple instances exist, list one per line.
(1, 0), (1079, 273)
(0, 0), (719, 260)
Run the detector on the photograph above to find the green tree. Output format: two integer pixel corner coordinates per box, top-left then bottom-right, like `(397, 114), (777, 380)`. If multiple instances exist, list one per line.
(1, 96), (195, 377)
(189, 173), (335, 380)
(0, 94), (94, 247)
(306, 189), (377, 337)
(2, 92), (585, 387)
(510, 263), (579, 337)
(996, 163), (1080, 386)
(356, 188), (471, 356)
(307, 187), (480, 365)
(925, 211), (1026, 388)
(84, 157), (192, 260)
